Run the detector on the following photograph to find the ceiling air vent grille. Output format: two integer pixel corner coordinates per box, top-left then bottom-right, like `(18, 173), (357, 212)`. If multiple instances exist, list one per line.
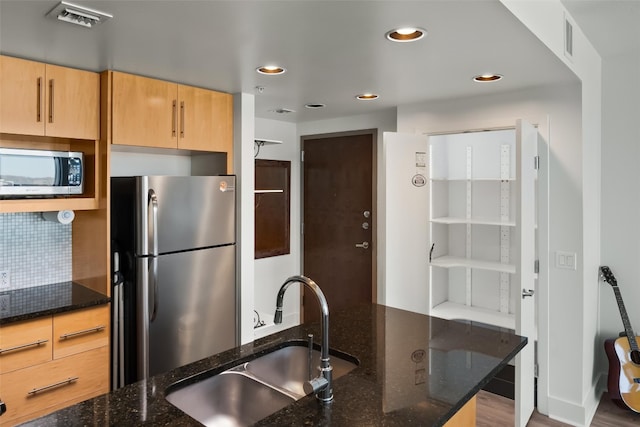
(270, 108), (296, 115)
(564, 15), (574, 58)
(46, 1), (112, 28)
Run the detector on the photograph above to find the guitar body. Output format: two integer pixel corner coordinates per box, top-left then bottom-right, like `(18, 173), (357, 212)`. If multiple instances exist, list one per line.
(604, 336), (640, 413)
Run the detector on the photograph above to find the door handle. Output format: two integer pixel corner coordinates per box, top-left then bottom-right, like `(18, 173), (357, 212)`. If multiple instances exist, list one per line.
(48, 79), (55, 123)
(355, 242), (369, 249)
(521, 289), (535, 299)
(148, 189), (159, 322)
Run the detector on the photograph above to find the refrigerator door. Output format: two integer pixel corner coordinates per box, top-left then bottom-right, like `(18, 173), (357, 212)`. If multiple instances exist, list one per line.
(136, 175), (236, 256)
(147, 245), (237, 377)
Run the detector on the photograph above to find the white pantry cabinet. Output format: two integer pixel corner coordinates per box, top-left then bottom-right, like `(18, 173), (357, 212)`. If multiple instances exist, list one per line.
(383, 119), (538, 427)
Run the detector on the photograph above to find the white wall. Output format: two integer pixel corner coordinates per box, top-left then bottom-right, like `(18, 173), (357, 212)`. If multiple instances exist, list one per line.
(498, 1), (602, 425)
(110, 147), (191, 177)
(599, 52), (640, 370)
(234, 93), (256, 345)
(253, 118), (301, 339)
(396, 82), (584, 423)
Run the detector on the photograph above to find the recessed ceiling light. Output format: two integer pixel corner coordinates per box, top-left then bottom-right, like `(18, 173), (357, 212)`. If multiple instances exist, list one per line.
(256, 65), (286, 75)
(473, 74), (503, 82)
(356, 93), (379, 101)
(305, 103), (326, 109)
(386, 27), (426, 42)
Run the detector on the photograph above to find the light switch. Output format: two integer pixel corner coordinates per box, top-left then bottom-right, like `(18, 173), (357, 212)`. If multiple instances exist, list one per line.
(556, 251), (577, 270)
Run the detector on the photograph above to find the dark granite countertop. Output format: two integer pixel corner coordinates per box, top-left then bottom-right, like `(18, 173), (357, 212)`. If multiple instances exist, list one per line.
(21, 303), (526, 426)
(0, 281), (110, 324)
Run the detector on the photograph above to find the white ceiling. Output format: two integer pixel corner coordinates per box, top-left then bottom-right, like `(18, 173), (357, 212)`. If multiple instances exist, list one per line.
(0, 1), (590, 123)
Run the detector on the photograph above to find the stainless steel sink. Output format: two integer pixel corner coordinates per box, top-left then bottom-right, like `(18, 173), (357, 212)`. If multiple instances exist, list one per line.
(165, 343), (358, 426)
(165, 371), (294, 427)
(245, 345), (358, 398)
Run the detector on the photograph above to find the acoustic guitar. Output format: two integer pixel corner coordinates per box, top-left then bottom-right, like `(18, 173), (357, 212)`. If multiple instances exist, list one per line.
(599, 265), (640, 413)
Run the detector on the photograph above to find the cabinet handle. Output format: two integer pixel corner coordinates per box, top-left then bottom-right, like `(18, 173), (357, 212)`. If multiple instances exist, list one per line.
(0, 339), (48, 355)
(59, 325), (105, 340)
(27, 377), (79, 396)
(36, 77), (42, 122)
(180, 101), (185, 138)
(48, 79), (54, 123)
(172, 100), (177, 137)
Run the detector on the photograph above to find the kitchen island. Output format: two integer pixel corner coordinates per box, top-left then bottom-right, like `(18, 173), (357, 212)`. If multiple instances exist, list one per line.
(20, 303), (526, 426)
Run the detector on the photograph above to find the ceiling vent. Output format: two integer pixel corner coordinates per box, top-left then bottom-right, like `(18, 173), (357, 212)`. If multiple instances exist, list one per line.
(270, 108), (296, 115)
(46, 1), (112, 28)
(564, 13), (574, 59)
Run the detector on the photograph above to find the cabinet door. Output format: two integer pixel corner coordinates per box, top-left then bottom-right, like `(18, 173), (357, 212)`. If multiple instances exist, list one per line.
(381, 132), (430, 314)
(177, 84), (233, 153)
(514, 119), (537, 427)
(44, 64), (99, 140)
(112, 72), (177, 148)
(0, 55), (46, 136)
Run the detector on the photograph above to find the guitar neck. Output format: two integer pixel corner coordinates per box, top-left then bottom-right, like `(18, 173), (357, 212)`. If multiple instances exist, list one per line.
(612, 285), (640, 352)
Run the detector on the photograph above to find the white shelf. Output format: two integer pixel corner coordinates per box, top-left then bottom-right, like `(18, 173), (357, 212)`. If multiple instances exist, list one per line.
(430, 256), (516, 274)
(430, 301), (515, 330)
(431, 216), (516, 227)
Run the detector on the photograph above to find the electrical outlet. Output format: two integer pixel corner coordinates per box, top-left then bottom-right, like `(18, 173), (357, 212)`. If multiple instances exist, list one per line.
(0, 269), (9, 289)
(0, 294), (9, 315)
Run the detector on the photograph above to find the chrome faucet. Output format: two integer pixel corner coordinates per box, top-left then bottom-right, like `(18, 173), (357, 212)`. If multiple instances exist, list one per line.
(274, 275), (333, 403)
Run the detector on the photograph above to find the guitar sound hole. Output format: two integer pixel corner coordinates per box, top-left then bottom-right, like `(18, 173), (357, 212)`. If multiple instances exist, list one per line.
(632, 350), (640, 365)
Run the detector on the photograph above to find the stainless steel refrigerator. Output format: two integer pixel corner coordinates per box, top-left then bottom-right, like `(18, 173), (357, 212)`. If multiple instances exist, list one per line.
(111, 175), (237, 388)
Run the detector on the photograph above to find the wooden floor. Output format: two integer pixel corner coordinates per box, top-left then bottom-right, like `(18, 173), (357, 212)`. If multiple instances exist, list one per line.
(476, 390), (640, 426)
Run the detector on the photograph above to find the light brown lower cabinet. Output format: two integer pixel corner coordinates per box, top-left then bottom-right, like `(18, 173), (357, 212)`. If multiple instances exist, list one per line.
(0, 306), (110, 426)
(444, 395), (476, 426)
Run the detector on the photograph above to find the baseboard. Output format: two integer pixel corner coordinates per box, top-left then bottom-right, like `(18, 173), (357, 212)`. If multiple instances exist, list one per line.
(546, 379), (602, 427)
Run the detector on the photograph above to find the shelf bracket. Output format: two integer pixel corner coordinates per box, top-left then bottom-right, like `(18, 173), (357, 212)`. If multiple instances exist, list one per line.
(465, 146), (473, 307)
(499, 144), (511, 314)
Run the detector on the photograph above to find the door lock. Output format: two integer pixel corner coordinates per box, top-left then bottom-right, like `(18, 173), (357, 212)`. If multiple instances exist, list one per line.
(363, 210), (370, 218)
(355, 242), (369, 249)
(362, 222), (369, 230)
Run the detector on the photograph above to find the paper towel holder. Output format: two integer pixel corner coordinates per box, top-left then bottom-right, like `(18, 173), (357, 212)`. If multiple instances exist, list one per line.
(41, 210), (75, 224)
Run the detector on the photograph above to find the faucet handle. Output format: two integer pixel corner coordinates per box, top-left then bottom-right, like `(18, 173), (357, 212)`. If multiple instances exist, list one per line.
(303, 376), (329, 396)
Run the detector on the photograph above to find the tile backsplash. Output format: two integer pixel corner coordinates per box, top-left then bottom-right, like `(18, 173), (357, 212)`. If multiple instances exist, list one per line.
(0, 212), (72, 290)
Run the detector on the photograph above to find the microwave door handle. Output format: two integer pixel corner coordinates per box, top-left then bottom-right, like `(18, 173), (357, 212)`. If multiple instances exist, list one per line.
(54, 157), (63, 186)
(148, 189), (159, 322)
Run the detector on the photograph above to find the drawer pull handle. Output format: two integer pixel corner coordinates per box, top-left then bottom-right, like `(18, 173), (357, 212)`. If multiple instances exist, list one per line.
(59, 325), (105, 340)
(0, 339), (48, 355)
(27, 377), (79, 396)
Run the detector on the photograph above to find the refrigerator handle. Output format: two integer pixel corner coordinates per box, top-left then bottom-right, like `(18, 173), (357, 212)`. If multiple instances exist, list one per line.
(149, 189), (159, 322)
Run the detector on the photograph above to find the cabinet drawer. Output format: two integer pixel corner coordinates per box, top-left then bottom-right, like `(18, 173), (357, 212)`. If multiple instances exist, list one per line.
(53, 305), (110, 359)
(0, 346), (109, 426)
(0, 317), (52, 374)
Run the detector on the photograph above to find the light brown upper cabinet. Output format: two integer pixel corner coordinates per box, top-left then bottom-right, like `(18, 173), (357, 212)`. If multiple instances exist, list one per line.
(0, 55), (99, 140)
(109, 71), (233, 162)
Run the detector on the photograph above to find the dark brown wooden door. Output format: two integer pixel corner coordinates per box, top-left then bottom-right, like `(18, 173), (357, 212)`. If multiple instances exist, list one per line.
(303, 133), (373, 322)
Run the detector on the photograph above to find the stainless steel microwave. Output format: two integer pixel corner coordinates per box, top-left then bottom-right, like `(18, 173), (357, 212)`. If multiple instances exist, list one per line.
(0, 148), (83, 197)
